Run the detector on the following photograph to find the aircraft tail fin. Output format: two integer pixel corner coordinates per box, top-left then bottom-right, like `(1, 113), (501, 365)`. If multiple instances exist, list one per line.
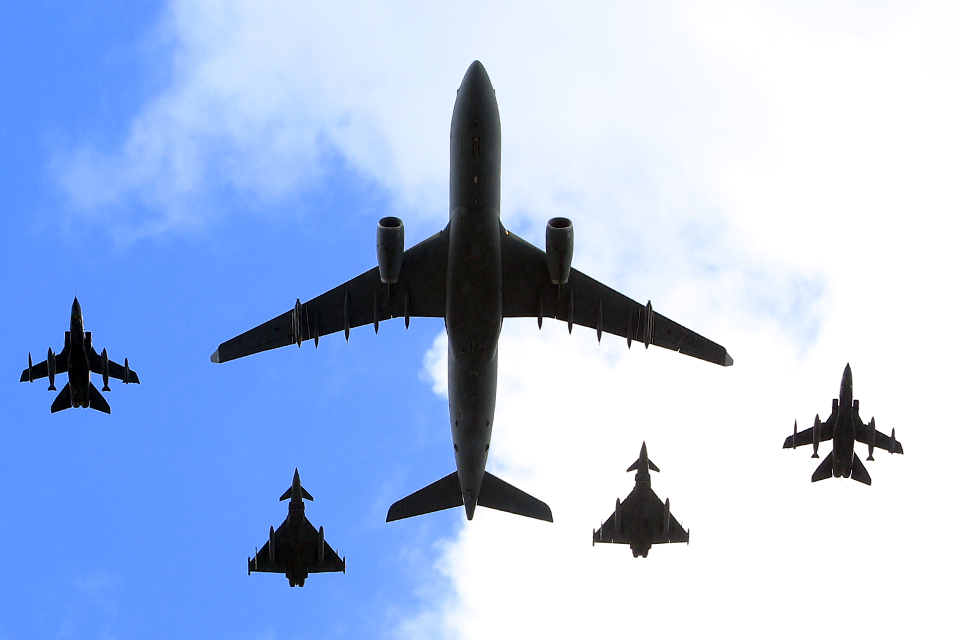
(87, 385), (111, 414)
(50, 386), (72, 413)
(386, 471), (463, 522)
(811, 455), (834, 482)
(851, 453), (872, 485)
(477, 471), (553, 522)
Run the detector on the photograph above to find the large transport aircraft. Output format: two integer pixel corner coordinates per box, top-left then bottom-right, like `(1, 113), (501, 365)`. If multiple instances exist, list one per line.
(592, 442), (689, 558)
(20, 297), (140, 414)
(212, 61), (733, 523)
(783, 363), (903, 485)
(248, 469), (345, 587)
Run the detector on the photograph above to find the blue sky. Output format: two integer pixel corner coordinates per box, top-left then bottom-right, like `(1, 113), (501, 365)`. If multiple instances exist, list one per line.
(2, 2), (959, 639)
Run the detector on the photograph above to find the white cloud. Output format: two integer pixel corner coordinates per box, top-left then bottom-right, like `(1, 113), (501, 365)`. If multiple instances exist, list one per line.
(56, 1), (960, 637)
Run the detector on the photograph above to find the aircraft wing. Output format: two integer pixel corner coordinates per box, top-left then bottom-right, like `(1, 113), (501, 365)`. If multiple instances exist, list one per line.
(19, 349), (68, 382)
(782, 418), (836, 449)
(308, 538), (346, 573)
(647, 491), (689, 545)
(593, 492), (641, 545)
(249, 521), (290, 574)
(213, 228), (450, 363)
(854, 418), (904, 454)
(500, 227), (732, 366)
(88, 351), (141, 384)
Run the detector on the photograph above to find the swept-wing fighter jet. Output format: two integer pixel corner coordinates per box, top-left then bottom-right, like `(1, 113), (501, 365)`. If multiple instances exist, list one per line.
(248, 469), (345, 587)
(212, 61), (732, 523)
(783, 364), (903, 485)
(593, 442), (689, 558)
(20, 298), (140, 414)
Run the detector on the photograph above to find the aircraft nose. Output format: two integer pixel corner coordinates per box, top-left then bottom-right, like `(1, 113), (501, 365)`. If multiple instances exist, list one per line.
(293, 468), (301, 486)
(460, 60), (492, 94)
(843, 363), (852, 385)
(71, 297), (81, 317)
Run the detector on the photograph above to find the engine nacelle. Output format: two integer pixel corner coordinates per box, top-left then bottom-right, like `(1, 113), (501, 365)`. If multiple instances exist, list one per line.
(376, 217), (404, 284)
(47, 347), (57, 391)
(545, 217), (574, 285)
(101, 348), (110, 392)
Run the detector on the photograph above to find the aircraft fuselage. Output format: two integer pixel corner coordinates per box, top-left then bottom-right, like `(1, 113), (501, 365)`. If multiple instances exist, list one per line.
(284, 503), (309, 587)
(445, 61), (503, 519)
(830, 374), (856, 478)
(67, 298), (92, 408)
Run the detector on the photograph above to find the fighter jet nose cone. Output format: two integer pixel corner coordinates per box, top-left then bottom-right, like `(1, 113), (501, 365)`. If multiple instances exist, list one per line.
(843, 363), (852, 383)
(71, 298), (81, 316)
(293, 468), (300, 484)
(461, 60), (491, 92)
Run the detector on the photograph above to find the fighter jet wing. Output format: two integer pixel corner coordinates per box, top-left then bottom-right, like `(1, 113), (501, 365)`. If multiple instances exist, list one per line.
(593, 492), (641, 545)
(19, 349), (68, 382)
(647, 492), (689, 545)
(782, 410), (837, 448)
(249, 521), (291, 574)
(88, 352), (141, 384)
(213, 228), (450, 363)
(854, 417), (904, 454)
(308, 538), (346, 573)
(500, 226), (732, 366)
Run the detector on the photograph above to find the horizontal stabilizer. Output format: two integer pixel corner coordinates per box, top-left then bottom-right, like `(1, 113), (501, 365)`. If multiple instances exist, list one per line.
(477, 471), (553, 522)
(386, 471), (463, 522)
(811, 455), (833, 483)
(87, 385), (111, 414)
(851, 453), (872, 486)
(50, 386), (72, 413)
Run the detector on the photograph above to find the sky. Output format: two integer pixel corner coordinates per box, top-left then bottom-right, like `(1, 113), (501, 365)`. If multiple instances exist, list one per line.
(1, 2), (958, 639)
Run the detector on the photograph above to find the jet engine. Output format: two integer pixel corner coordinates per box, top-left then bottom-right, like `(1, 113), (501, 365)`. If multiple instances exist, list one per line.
(377, 217), (404, 284)
(545, 217), (574, 285)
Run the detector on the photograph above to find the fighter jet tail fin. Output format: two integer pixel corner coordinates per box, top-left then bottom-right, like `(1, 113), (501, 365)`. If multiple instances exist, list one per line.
(386, 471), (463, 522)
(477, 472), (553, 522)
(851, 453), (872, 486)
(50, 386), (72, 413)
(811, 456), (833, 482)
(87, 385), (111, 414)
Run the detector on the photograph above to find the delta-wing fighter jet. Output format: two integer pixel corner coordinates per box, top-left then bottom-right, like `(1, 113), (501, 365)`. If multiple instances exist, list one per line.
(20, 298), (139, 414)
(212, 61), (732, 524)
(784, 364), (903, 485)
(592, 442), (689, 558)
(248, 469), (345, 587)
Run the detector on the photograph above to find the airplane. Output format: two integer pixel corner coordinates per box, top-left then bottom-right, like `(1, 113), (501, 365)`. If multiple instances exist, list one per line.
(248, 469), (345, 587)
(783, 363), (903, 485)
(211, 61), (733, 524)
(592, 442), (689, 558)
(20, 297), (140, 414)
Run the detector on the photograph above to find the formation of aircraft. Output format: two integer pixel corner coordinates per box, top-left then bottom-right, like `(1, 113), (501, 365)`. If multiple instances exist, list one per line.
(17, 62), (905, 579)
(592, 443), (689, 558)
(211, 61), (732, 525)
(783, 364), (903, 485)
(248, 469), (345, 587)
(19, 297), (139, 414)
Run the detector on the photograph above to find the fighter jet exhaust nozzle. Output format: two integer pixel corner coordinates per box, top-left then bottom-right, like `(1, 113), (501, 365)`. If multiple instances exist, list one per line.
(377, 217), (404, 284)
(46, 348), (56, 390)
(545, 217), (574, 285)
(101, 348), (110, 391)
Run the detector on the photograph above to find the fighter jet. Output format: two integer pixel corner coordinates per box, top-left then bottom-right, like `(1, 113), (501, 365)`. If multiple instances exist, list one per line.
(592, 442), (689, 558)
(783, 363), (903, 485)
(248, 469), (345, 587)
(212, 61), (732, 524)
(20, 297), (140, 414)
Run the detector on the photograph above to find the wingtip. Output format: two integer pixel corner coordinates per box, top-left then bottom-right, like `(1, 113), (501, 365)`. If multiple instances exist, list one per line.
(210, 349), (220, 364)
(723, 352), (734, 367)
